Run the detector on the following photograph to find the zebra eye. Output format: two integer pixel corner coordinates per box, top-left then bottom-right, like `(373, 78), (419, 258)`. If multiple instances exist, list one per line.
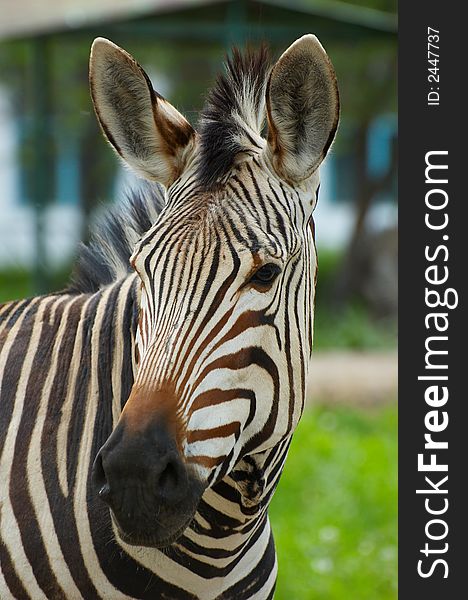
(250, 263), (281, 287)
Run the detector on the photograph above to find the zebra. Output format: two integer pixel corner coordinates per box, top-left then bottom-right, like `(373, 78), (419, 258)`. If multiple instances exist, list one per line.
(0, 34), (339, 599)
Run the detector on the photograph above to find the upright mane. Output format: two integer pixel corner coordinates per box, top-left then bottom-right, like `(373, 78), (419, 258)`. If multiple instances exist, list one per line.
(68, 182), (165, 293)
(197, 45), (271, 189)
(69, 45), (271, 293)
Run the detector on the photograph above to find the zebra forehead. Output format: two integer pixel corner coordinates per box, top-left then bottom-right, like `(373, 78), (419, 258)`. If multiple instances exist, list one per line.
(133, 196), (286, 267)
(196, 45), (271, 189)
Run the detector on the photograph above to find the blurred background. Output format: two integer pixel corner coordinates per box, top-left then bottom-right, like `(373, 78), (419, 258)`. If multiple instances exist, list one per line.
(0, 0), (397, 598)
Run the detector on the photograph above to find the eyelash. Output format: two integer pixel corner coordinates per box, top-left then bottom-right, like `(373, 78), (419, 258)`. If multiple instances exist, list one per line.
(249, 263), (281, 287)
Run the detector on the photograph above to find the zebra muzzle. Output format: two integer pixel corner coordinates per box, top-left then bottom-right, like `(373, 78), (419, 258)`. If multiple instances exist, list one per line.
(91, 417), (204, 548)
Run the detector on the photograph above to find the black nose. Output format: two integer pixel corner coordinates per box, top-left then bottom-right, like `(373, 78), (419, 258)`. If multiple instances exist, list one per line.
(93, 442), (188, 506)
(91, 419), (203, 547)
(93, 434), (187, 505)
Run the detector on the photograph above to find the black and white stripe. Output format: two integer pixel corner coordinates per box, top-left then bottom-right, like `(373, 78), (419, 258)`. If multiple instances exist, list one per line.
(1, 34), (339, 599)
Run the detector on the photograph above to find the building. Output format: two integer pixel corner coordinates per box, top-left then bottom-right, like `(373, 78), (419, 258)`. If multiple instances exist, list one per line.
(0, 0), (397, 274)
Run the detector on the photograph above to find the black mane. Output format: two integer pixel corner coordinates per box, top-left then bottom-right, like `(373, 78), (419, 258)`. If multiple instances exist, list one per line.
(68, 182), (165, 294)
(197, 45), (271, 189)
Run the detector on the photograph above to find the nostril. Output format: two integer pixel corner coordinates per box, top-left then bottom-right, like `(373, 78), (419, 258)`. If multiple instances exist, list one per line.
(92, 451), (111, 502)
(159, 462), (177, 493)
(157, 457), (186, 501)
(98, 483), (111, 502)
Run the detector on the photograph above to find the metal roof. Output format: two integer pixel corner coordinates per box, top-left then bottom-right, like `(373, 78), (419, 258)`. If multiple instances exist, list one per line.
(0, 0), (203, 38)
(0, 0), (396, 39)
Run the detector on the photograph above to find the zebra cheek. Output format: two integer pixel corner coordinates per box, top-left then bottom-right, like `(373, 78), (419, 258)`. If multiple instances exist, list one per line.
(183, 395), (253, 482)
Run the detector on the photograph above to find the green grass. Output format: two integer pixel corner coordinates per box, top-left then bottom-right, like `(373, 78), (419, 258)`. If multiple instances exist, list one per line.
(270, 404), (397, 600)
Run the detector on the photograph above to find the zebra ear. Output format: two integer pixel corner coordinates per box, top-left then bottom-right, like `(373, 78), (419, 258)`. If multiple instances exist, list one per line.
(265, 34), (340, 184)
(89, 38), (196, 188)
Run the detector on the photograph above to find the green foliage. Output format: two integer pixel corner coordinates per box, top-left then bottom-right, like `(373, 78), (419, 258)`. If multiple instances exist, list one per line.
(0, 268), (32, 303)
(314, 249), (396, 350)
(314, 302), (396, 350)
(332, 41), (396, 137)
(270, 404), (397, 599)
(0, 267), (70, 304)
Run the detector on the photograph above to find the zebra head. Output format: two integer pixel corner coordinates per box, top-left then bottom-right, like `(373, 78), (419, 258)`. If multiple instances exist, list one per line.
(90, 36), (339, 548)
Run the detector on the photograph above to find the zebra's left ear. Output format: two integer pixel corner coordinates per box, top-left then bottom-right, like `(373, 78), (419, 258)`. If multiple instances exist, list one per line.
(264, 34), (340, 184)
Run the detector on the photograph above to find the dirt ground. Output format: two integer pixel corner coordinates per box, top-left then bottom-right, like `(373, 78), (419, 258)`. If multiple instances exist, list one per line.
(307, 351), (397, 407)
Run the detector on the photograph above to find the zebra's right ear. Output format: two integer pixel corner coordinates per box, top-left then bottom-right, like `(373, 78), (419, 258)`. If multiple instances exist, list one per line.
(264, 34), (340, 185)
(89, 38), (196, 188)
